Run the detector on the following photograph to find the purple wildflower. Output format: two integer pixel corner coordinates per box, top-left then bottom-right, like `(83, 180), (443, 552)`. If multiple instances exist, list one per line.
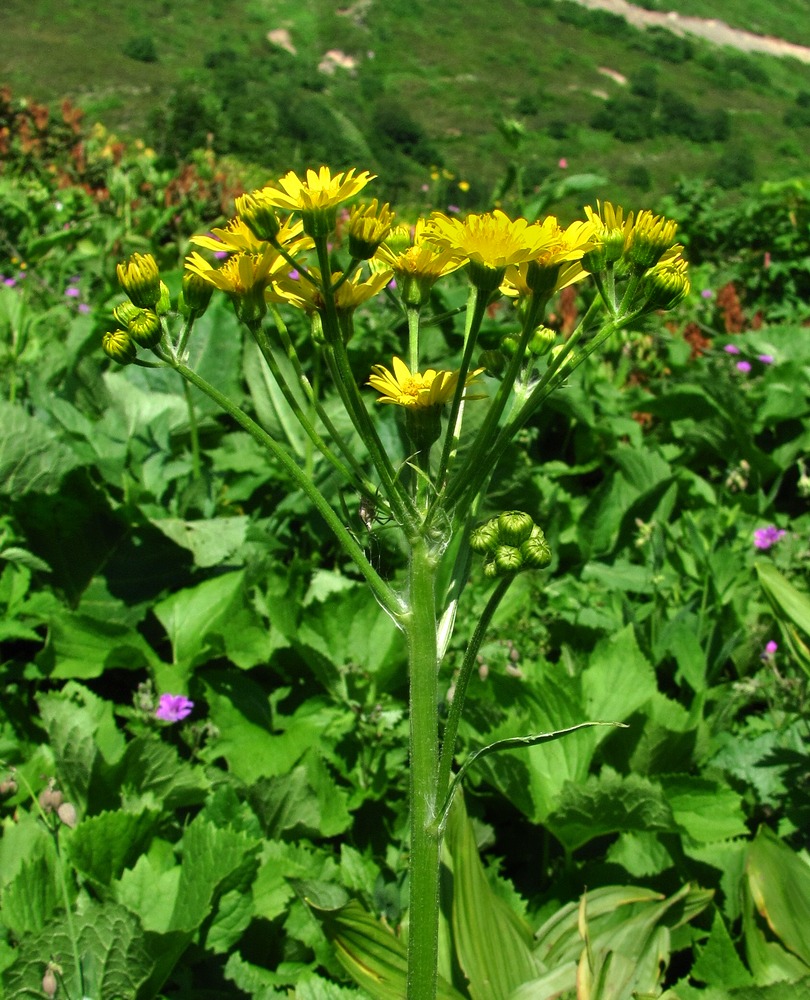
(65, 286), (80, 298)
(155, 693), (194, 722)
(701, 288), (714, 299)
(78, 303), (91, 314)
(757, 354), (774, 364)
(447, 205), (461, 214)
(754, 525), (786, 551)
(723, 344), (741, 355)
(736, 360), (752, 373)
(761, 640), (778, 660)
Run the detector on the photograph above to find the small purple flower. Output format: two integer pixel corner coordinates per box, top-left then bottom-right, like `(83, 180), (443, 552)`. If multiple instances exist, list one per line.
(78, 303), (91, 314)
(65, 286), (80, 298)
(723, 344), (741, 355)
(757, 354), (774, 364)
(736, 360), (752, 374)
(447, 204), (461, 214)
(761, 640), (778, 660)
(3, 277), (16, 288)
(754, 525), (786, 550)
(155, 693), (194, 722)
(701, 289), (714, 299)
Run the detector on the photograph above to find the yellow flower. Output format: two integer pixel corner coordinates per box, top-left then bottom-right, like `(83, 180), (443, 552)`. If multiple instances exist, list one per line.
(368, 356), (485, 408)
(582, 201), (634, 270)
(502, 217), (597, 297)
(185, 249), (285, 324)
(272, 267), (393, 315)
(426, 209), (549, 271)
(348, 200), (395, 259)
(189, 216), (308, 256)
(641, 251), (691, 310)
(259, 166), (375, 237)
(375, 219), (464, 307)
(626, 209), (680, 270)
(117, 252), (161, 308)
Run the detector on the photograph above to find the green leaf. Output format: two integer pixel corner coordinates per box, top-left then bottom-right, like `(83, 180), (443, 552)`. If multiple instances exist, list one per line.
(0, 854), (61, 938)
(152, 569), (247, 681)
(744, 826), (810, 979)
(662, 775), (749, 843)
(582, 624), (658, 734)
(443, 792), (537, 1000)
(307, 897), (466, 1000)
(691, 908), (754, 988)
(757, 562), (810, 676)
(250, 749), (352, 839)
(548, 769), (676, 851)
(0, 400), (82, 496)
(1, 899), (154, 1000)
(69, 807), (161, 886)
(149, 515), (249, 568)
(43, 608), (162, 679)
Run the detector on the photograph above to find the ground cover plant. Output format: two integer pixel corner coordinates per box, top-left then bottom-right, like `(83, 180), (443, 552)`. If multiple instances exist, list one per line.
(2, 88), (810, 1000)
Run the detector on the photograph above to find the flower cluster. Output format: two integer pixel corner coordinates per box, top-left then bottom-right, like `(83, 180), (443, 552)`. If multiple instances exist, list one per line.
(723, 342), (775, 374)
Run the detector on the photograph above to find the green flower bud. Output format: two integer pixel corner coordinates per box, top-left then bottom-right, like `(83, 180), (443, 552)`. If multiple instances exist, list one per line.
(495, 544), (523, 575)
(483, 556), (500, 579)
(528, 326), (556, 356)
(405, 404), (443, 453)
(521, 532), (552, 569)
(156, 281), (171, 315)
(470, 519), (500, 554)
(498, 510), (534, 546)
(113, 300), (141, 327)
(479, 349), (506, 378)
(117, 252), (161, 308)
(525, 258), (562, 298)
(641, 259), (690, 312)
(501, 332), (520, 357)
(181, 270), (214, 315)
(102, 329), (137, 365)
(127, 308), (163, 348)
(236, 190), (281, 242)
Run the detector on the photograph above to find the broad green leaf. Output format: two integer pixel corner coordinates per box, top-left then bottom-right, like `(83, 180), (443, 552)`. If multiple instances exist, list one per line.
(37, 682), (127, 810)
(1, 899), (153, 1000)
(152, 569), (247, 680)
(666, 976), (810, 999)
(69, 807), (161, 886)
(114, 853), (183, 933)
(149, 515), (249, 568)
(0, 400), (82, 496)
(251, 749), (352, 839)
(0, 855), (60, 938)
(243, 337), (309, 456)
(307, 896), (466, 1000)
(757, 562), (810, 675)
(548, 769), (676, 852)
(606, 831), (675, 879)
(120, 736), (210, 811)
(691, 908), (754, 988)
(662, 775), (749, 843)
(443, 792), (537, 1000)
(744, 826), (810, 980)
(582, 624), (658, 735)
(43, 608), (162, 679)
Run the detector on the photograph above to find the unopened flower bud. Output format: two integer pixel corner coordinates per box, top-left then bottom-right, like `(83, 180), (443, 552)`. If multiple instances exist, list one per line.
(236, 190), (281, 242)
(470, 519), (499, 554)
(495, 544), (523, 575)
(117, 252), (161, 308)
(102, 329), (137, 365)
(528, 326), (556, 356)
(0, 778), (17, 796)
(348, 200), (395, 260)
(498, 511), (534, 547)
(113, 300), (141, 328)
(500, 333), (520, 357)
(127, 308), (163, 348)
(39, 786), (63, 813)
(57, 802), (78, 828)
(479, 349), (506, 378)
(521, 533), (552, 569)
(156, 281), (171, 315)
(641, 258), (690, 312)
(182, 270), (214, 315)
(42, 968), (58, 999)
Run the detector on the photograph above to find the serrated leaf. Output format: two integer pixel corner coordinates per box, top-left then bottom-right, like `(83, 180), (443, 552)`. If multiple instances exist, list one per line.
(0, 854), (60, 938)
(548, 769), (676, 852)
(44, 608), (162, 679)
(250, 749), (352, 839)
(149, 515), (249, 568)
(69, 807), (161, 885)
(121, 736), (210, 810)
(691, 908), (754, 988)
(662, 775), (749, 843)
(1, 900), (153, 999)
(0, 400), (82, 496)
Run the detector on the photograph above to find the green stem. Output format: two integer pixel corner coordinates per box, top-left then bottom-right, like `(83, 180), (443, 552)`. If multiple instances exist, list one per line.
(436, 577), (512, 804)
(181, 378), (202, 480)
(54, 828), (85, 998)
(436, 285), (484, 488)
(406, 539), (441, 1000)
(407, 306), (421, 373)
(170, 359), (405, 623)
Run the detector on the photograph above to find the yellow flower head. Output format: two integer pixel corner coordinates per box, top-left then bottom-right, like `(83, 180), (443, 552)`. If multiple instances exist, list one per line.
(272, 267), (393, 315)
(117, 252), (161, 309)
(235, 189), (281, 242)
(375, 219), (464, 307)
(368, 356), (486, 408)
(626, 209), (680, 270)
(426, 209), (549, 272)
(641, 250), (691, 311)
(189, 216), (308, 256)
(582, 201), (634, 270)
(503, 217), (597, 297)
(348, 199), (396, 259)
(259, 166), (376, 237)
(185, 248), (287, 325)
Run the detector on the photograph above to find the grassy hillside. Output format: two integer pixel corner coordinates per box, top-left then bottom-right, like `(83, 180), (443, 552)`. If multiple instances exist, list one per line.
(3, 0), (810, 209)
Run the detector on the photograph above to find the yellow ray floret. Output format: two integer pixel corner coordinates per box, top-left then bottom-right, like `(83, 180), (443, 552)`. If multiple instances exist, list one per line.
(368, 356), (486, 408)
(259, 166), (375, 213)
(425, 209), (552, 271)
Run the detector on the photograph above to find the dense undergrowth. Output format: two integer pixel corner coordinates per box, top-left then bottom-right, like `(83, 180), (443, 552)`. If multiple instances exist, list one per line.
(1, 85), (810, 999)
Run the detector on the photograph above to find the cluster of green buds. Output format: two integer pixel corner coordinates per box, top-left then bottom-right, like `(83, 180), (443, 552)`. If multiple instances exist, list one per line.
(470, 510), (551, 579)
